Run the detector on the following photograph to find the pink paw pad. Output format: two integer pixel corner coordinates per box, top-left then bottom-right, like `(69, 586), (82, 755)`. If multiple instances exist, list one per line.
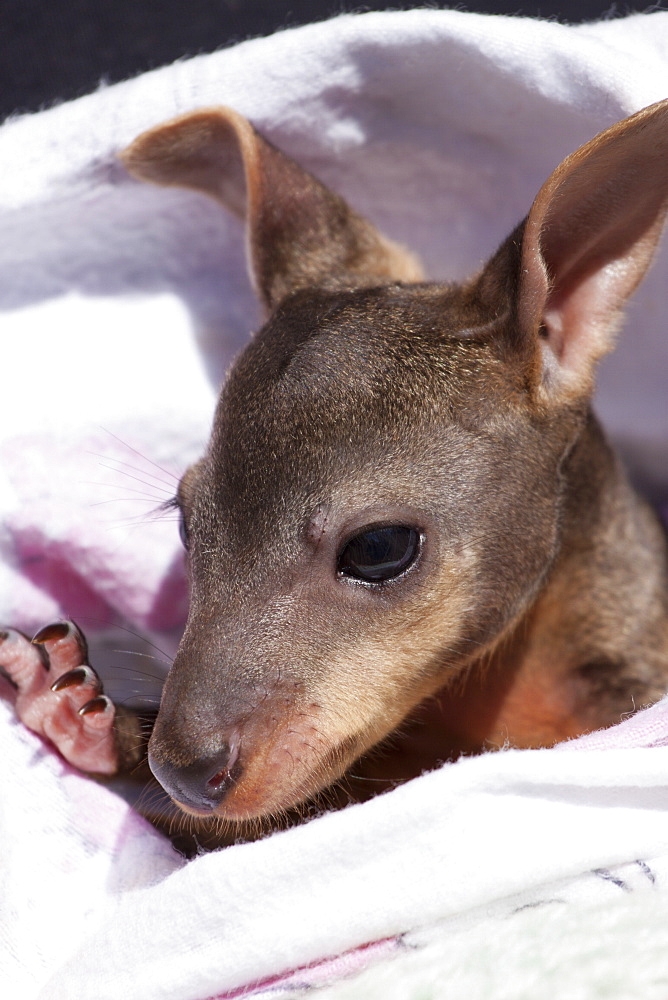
(0, 621), (119, 775)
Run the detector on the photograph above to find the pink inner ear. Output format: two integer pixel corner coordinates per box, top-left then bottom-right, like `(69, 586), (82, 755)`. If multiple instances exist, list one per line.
(519, 100), (668, 395)
(543, 257), (632, 373)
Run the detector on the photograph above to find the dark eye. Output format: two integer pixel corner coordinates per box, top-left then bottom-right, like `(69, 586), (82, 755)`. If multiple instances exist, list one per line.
(178, 511), (190, 550)
(338, 526), (421, 583)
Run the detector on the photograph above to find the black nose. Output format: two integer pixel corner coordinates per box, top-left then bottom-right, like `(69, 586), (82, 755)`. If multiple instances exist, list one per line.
(148, 742), (242, 812)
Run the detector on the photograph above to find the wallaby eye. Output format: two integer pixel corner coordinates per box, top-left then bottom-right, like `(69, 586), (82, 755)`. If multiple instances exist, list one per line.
(338, 526), (421, 583)
(178, 511), (190, 550)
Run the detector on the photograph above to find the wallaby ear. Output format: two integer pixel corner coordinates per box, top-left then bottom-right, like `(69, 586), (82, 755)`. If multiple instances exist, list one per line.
(120, 107), (422, 312)
(516, 99), (668, 399)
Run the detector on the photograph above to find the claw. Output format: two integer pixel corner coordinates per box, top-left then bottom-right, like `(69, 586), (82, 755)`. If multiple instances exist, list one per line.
(32, 622), (71, 644)
(31, 620), (88, 666)
(50, 666), (100, 692)
(79, 695), (111, 716)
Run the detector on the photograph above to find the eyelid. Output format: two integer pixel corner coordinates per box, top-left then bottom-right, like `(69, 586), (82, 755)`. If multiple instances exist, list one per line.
(178, 509), (190, 549)
(176, 461), (204, 508)
(339, 519), (418, 549)
(160, 495), (181, 515)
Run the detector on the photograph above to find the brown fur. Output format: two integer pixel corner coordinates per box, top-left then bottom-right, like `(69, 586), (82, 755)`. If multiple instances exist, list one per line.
(118, 102), (668, 829)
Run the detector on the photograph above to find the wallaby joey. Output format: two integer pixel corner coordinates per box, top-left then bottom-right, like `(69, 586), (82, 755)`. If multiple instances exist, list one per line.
(3, 100), (668, 835)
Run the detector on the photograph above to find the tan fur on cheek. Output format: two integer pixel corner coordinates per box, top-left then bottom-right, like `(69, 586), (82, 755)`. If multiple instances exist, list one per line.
(310, 553), (478, 764)
(198, 556), (477, 820)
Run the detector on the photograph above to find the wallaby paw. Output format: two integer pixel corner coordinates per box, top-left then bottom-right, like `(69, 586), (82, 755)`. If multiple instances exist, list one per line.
(0, 621), (119, 775)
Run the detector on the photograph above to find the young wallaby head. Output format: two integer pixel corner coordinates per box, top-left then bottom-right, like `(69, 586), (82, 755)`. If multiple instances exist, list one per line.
(121, 101), (668, 823)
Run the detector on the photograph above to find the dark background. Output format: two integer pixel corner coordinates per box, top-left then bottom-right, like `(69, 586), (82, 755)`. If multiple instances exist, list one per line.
(1, 1), (664, 122)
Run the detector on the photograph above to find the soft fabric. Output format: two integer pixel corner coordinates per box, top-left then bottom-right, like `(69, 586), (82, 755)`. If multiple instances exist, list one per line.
(5, 690), (668, 1000)
(1, 8), (668, 999)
